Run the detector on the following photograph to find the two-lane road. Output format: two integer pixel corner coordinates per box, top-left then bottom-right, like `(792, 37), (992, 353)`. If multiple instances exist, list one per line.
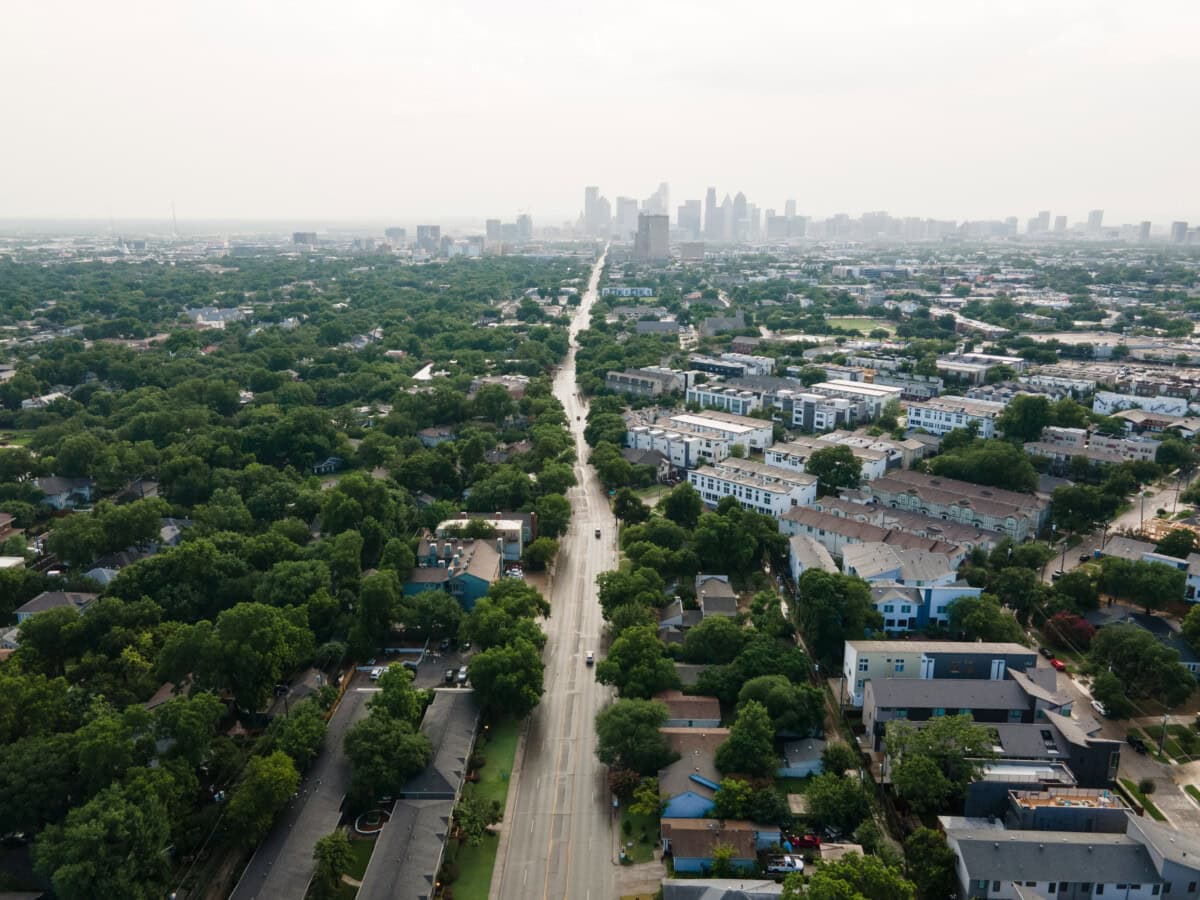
(492, 248), (617, 900)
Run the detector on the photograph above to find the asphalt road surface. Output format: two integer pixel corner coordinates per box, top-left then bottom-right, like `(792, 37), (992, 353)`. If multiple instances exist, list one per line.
(492, 248), (618, 900)
(228, 678), (373, 900)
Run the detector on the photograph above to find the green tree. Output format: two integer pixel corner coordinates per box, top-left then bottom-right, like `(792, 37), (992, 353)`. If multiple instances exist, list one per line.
(1183, 605), (1200, 651)
(804, 773), (872, 833)
(469, 638), (545, 718)
(786, 853), (916, 900)
(997, 394), (1050, 442)
(904, 828), (959, 900)
(1051, 484), (1120, 533)
(891, 754), (955, 815)
(32, 783), (172, 900)
(613, 488), (651, 524)
(661, 482), (703, 529)
(595, 625), (679, 699)
(453, 792), (502, 846)
(1089, 624), (1195, 708)
(736, 674), (823, 736)
(1156, 438), (1196, 472)
(226, 751), (301, 847)
(155, 692), (225, 768)
(271, 700), (328, 768)
(629, 777), (666, 817)
(885, 714), (995, 803)
(372, 664), (425, 725)
(1090, 670), (1136, 720)
(206, 602), (315, 712)
(523, 536), (559, 570)
(534, 493), (572, 539)
(928, 438), (1038, 493)
(795, 570), (882, 666)
(594, 699), (677, 775)
(715, 701), (777, 776)
(1156, 529), (1196, 559)
(681, 616), (749, 664)
(821, 742), (862, 776)
(1097, 557), (1185, 614)
(806, 445), (862, 495)
(946, 593), (1024, 643)
(344, 714), (432, 810)
(312, 830), (354, 900)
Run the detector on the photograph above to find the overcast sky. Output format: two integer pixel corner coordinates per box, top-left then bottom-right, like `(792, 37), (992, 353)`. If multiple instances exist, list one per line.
(3, 0), (1196, 226)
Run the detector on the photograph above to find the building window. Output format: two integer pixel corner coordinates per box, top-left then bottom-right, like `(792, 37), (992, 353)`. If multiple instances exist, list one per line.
(894, 660), (905, 673)
(1048, 885), (1056, 894)
(858, 659), (869, 672)
(993, 883), (1001, 892)
(934, 708), (946, 716)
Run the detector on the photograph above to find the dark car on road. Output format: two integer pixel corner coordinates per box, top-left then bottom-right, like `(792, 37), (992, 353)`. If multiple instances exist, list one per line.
(1040, 647), (1054, 658)
(1127, 734), (1148, 754)
(444, 668), (456, 685)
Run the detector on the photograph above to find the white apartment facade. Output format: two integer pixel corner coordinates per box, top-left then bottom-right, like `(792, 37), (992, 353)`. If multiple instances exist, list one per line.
(626, 425), (722, 468)
(688, 458), (817, 517)
(906, 396), (1006, 438)
(668, 411), (775, 452)
(686, 384), (762, 416)
(809, 380), (903, 419)
(764, 437), (890, 481)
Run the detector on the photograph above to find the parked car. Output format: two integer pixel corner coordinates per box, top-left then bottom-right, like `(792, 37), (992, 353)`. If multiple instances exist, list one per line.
(766, 856), (805, 875)
(402, 660), (419, 672)
(1050, 658), (1066, 671)
(444, 668), (456, 685)
(1127, 734), (1148, 754)
(1092, 699), (1108, 717)
(456, 665), (469, 685)
(1039, 647), (1054, 658)
(585, 651), (594, 666)
(1051, 570), (1064, 581)
(369, 666), (384, 681)
(786, 833), (821, 849)
(438, 638), (451, 652)
(1080, 552), (1092, 562)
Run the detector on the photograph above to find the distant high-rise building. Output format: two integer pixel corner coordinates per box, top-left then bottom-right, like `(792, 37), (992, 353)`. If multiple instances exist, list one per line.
(293, 231), (318, 246)
(720, 194), (734, 241)
(584, 186), (611, 236)
(516, 214), (533, 242)
(732, 192), (748, 241)
(1087, 209), (1104, 234)
(704, 188), (719, 240)
(643, 182), (670, 218)
(1171, 221), (1189, 243)
(1054, 215), (1068, 234)
(615, 196), (639, 240)
(766, 215), (790, 240)
(1037, 210), (1051, 233)
(1139, 221), (1152, 242)
(634, 213), (669, 261)
(677, 200), (702, 239)
(485, 219), (502, 241)
(384, 227), (406, 243)
(784, 199), (797, 220)
(500, 223), (519, 243)
(416, 225), (441, 252)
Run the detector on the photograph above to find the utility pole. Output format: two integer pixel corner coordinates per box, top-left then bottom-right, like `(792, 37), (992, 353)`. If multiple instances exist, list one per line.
(1160, 711), (1170, 756)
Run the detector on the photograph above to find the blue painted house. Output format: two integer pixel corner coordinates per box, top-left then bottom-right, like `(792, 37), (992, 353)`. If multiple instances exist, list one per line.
(404, 536), (501, 611)
(658, 727), (729, 819)
(661, 819), (768, 874)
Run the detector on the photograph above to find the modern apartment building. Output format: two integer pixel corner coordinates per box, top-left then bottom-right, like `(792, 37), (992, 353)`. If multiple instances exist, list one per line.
(626, 425), (719, 468)
(866, 469), (1049, 541)
(605, 367), (695, 398)
(668, 411), (775, 452)
(906, 395), (1006, 438)
(764, 436), (890, 481)
(688, 458), (817, 516)
(686, 384), (762, 416)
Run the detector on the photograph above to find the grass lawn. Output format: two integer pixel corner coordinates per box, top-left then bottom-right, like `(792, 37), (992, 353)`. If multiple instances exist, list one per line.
(445, 834), (500, 900)
(1139, 725), (1200, 762)
(634, 483), (669, 505)
(1186, 785), (1200, 805)
(775, 777), (812, 795)
(0, 431), (33, 447)
(345, 836), (375, 879)
(1120, 778), (1167, 821)
(618, 807), (657, 864)
(445, 718), (523, 900)
(825, 317), (896, 336)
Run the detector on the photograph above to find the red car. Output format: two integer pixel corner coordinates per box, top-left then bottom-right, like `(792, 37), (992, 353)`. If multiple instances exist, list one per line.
(786, 833), (821, 849)
(1050, 658), (1066, 671)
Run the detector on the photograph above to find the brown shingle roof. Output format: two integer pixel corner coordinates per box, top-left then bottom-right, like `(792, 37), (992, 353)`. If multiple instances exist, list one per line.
(654, 690), (721, 722)
(662, 818), (758, 860)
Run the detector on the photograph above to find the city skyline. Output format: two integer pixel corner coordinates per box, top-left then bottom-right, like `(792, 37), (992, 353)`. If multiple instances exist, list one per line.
(3, 1), (1198, 223)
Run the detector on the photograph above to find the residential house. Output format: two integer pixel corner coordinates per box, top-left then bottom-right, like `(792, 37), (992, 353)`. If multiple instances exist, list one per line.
(788, 534), (837, 583)
(404, 536), (501, 610)
(655, 690), (722, 728)
(15, 590), (97, 624)
(865, 469), (1050, 541)
(621, 448), (672, 482)
(660, 879), (783, 900)
(660, 819), (769, 874)
(695, 575), (739, 618)
(417, 426), (457, 448)
(777, 738), (827, 778)
(607, 367), (695, 398)
(435, 516), (526, 561)
(658, 727), (729, 818)
(626, 425), (719, 468)
(841, 639), (1038, 708)
(813, 496), (1003, 553)
(36, 475), (95, 510)
(862, 669), (1070, 750)
(943, 811), (1200, 900)
(778, 506), (963, 561)
(668, 411), (775, 453)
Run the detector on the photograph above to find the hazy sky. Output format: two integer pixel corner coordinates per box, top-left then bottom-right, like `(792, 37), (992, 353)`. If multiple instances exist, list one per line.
(3, 0), (1197, 225)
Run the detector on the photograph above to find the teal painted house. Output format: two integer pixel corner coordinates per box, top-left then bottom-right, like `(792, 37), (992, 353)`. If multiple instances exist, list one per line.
(404, 536), (501, 611)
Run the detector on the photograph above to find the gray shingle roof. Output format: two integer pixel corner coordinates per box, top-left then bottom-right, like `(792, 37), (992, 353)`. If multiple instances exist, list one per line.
(950, 830), (1159, 884)
(869, 677), (1030, 711)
